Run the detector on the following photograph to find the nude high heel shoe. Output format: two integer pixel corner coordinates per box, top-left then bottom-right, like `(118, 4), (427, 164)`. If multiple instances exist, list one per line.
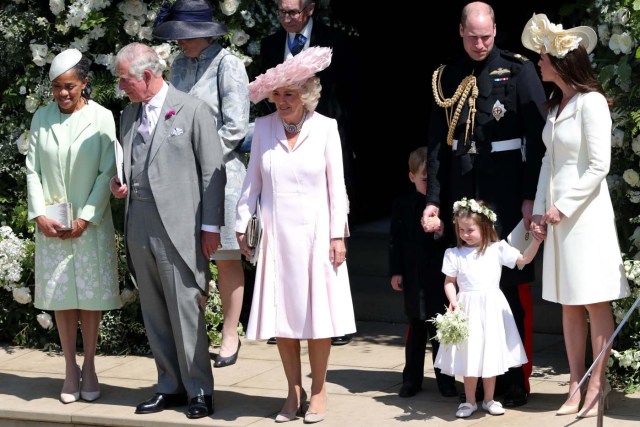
(556, 383), (586, 416)
(275, 389), (307, 423)
(80, 371), (101, 402)
(60, 365), (81, 404)
(577, 381), (611, 418)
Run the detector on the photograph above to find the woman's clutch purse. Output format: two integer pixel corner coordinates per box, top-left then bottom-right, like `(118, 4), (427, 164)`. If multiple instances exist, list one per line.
(245, 214), (261, 249)
(245, 202), (262, 265)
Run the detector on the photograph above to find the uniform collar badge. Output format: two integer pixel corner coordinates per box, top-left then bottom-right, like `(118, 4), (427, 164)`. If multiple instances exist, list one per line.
(492, 100), (506, 121)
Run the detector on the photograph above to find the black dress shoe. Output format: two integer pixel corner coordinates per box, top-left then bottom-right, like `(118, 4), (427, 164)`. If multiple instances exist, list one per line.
(398, 383), (421, 398)
(267, 337), (277, 345)
(213, 340), (241, 368)
(135, 393), (188, 414)
(503, 385), (528, 407)
(439, 383), (458, 397)
(186, 395), (214, 419)
(331, 335), (352, 346)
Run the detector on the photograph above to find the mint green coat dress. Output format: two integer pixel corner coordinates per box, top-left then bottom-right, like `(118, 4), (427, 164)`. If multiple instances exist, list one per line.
(26, 101), (121, 311)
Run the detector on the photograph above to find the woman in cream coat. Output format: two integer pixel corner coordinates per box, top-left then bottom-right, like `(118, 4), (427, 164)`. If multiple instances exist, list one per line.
(26, 49), (119, 404)
(522, 15), (630, 419)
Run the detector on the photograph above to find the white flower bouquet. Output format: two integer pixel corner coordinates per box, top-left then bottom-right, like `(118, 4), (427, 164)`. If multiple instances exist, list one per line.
(429, 304), (469, 346)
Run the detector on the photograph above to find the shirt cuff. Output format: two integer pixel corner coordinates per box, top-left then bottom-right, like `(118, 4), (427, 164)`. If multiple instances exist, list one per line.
(201, 225), (220, 233)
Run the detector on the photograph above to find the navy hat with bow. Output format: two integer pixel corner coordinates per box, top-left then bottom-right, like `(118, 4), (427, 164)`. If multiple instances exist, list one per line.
(152, 0), (228, 40)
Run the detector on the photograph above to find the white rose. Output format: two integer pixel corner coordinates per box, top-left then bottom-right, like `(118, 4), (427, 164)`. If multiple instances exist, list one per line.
(220, 0), (239, 16)
(118, 0), (148, 17)
(19, 86), (26, 95)
(37, 312), (54, 329)
(13, 287), (32, 304)
(30, 43), (48, 59)
(25, 95), (39, 113)
(49, 0), (65, 15)
(138, 26), (153, 41)
(33, 56), (46, 67)
(15, 131), (29, 155)
(623, 169), (640, 187)
(123, 19), (142, 36)
(611, 128), (625, 147)
(154, 43), (172, 60)
(617, 32), (634, 54)
(231, 29), (249, 46)
(609, 33), (622, 55)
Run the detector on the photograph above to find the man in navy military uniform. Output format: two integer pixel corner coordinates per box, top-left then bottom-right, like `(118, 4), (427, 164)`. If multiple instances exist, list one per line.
(422, 1), (546, 407)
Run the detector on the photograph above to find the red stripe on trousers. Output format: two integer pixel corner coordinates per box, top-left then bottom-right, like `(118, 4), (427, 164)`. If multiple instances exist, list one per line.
(519, 283), (533, 393)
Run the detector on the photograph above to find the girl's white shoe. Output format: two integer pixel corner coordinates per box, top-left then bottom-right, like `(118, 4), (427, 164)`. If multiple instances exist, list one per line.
(482, 400), (506, 415)
(456, 402), (477, 418)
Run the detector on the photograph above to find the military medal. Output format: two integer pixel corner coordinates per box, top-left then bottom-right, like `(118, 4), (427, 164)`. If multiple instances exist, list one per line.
(492, 100), (506, 121)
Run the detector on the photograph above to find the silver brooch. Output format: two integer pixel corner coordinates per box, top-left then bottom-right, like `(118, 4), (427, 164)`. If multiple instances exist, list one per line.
(170, 127), (184, 136)
(492, 100), (506, 121)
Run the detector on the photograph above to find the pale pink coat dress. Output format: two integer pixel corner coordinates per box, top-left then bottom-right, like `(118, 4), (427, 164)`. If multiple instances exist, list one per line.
(235, 111), (356, 339)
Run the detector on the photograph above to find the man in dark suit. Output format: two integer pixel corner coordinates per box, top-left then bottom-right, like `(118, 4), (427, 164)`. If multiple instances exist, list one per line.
(111, 42), (225, 419)
(257, 0), (359, 347)
(422, 2), (546, 407)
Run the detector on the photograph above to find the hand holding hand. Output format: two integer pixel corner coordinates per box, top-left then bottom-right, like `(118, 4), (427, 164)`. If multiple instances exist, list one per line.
(35, 215), (62, 237)
(58, 218), (89, 240)
(543, 205), (564, 226)
(422, 204), (440, 233)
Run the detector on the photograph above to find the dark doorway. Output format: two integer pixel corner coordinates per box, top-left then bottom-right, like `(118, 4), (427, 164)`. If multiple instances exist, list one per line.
(333, 0), (560, 224)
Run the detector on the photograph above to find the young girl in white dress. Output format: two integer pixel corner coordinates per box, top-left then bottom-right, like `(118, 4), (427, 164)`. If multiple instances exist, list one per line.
(434, 198), (543, 418)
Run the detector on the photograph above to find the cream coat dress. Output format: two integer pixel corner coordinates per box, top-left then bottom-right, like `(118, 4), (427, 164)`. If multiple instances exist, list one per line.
(236, 111), (356, 339)
(532, 92), (629, 305)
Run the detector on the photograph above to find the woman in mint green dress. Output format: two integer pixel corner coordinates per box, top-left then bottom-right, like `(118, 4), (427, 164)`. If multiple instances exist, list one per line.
(26, 49), (120, 404)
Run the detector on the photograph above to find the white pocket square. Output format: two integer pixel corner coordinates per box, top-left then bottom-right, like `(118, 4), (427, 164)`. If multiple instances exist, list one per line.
(171, 127), (184, 136)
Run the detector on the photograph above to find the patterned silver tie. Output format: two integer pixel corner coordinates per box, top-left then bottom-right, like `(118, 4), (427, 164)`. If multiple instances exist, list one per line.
(138, 104), (152, 143)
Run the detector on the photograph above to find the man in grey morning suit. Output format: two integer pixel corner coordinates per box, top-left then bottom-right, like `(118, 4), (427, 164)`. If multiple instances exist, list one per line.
(110, 43), (225, 420)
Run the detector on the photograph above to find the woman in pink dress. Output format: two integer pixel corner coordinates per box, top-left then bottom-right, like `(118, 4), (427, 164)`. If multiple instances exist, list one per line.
(236, 47), (356, 424)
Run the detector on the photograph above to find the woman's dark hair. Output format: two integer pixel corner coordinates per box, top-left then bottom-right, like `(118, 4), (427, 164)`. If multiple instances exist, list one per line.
(546, 45), (611, 111)
(71, 57), (93, 100)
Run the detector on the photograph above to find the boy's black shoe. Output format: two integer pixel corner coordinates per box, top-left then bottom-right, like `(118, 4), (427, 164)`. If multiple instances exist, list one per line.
(398, 383), (421, 398)
(439, 383), (458, 397)
(503, 385), (528, 407)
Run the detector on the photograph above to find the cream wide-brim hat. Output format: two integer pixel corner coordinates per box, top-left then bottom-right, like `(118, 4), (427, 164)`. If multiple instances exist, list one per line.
(49, 48), (82, 81)
(521, 13), (597, 58)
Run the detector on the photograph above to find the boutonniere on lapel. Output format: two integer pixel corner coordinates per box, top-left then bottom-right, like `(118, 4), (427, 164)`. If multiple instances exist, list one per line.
(171, 128), (184, 136)
(165, 110), (176, 120)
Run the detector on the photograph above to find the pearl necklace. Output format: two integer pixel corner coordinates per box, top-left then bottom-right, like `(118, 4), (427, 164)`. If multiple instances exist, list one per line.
(283, 111), (307, 134)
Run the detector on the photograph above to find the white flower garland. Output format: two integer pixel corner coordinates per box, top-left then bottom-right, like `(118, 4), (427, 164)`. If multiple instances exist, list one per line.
(452, 197), (497, 223)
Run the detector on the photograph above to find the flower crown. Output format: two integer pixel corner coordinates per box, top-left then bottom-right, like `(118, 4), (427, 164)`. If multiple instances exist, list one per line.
(453, 198), (497, 223)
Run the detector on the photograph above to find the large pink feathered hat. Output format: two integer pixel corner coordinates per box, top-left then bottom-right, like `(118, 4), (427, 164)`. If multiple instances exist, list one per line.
(249, 46), (332, 104)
